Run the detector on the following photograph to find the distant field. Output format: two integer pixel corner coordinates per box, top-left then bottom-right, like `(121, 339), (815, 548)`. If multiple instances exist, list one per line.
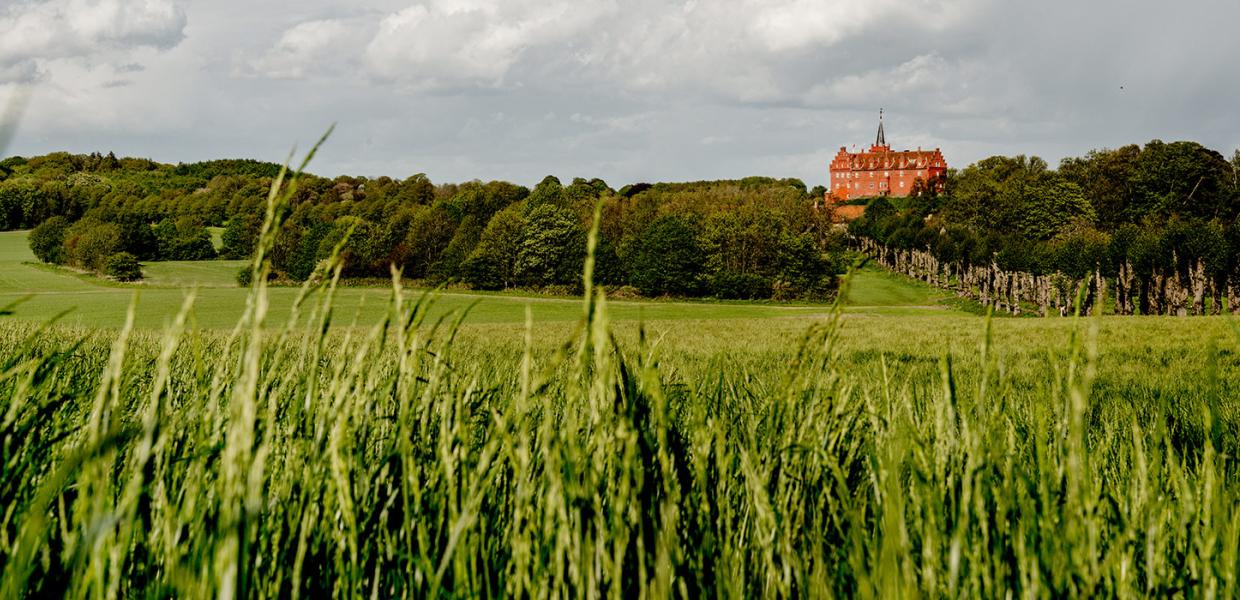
(1, 230), (899, 329)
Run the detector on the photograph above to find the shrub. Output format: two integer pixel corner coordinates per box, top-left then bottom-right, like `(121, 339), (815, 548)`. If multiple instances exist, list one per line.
(236, 267), (253, 287)
(104, 252), (142, 281)
(28, 216), (70, 264)
(709, 270), (772, 299)
(63, 218), (122, 272)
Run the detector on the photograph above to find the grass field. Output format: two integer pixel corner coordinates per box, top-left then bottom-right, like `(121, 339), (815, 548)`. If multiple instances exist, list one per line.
(3, 219), (1240, 596)
(0, 230), (956, 329)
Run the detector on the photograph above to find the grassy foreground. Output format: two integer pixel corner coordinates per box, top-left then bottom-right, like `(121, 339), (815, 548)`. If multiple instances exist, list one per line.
(3, 249), (1240, 597)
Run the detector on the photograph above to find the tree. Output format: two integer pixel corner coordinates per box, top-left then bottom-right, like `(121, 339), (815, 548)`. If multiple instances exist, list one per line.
(462, 204), (526, 289)
(1059, 145), (1140, 230)
(625, 215), (702, 296)
(1130, 140), (1234, 221)
(105, 252), (143, 281)
(402, 206), (456, 279)
(117, 213), (160, 259)
(526, 175), (564, 209)
(63, 218), (122, 272)
(435, 214), (483, 279)
(221, 213), (262, 259)
(515, 204), (584, 287)
(28, 216), (70, 264)
(774, 231), (837, 299)
(155, 218), (217, 260)
(1011, 175), (1093, 240)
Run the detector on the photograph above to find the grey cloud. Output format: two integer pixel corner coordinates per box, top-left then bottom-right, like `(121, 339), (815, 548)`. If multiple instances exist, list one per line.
(5, 0), (1240, 188)
(0, 0), (187, 82)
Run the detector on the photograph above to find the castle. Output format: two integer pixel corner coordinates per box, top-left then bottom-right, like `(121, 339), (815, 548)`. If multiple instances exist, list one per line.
(827, 111), (947, 213)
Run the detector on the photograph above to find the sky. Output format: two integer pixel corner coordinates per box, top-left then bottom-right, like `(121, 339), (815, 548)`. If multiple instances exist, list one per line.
(2, 0), (1238, 187)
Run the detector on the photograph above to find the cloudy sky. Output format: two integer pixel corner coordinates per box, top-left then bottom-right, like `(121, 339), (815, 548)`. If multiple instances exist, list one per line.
(2, 0), (1238, 187)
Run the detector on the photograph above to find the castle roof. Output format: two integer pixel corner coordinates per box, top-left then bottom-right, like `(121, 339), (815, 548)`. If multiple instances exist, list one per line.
(832, 147), (945, 171)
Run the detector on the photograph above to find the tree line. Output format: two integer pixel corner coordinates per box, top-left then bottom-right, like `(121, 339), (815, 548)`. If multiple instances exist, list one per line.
(5, 152), (842, 299)
(848, 140), (1240, 315)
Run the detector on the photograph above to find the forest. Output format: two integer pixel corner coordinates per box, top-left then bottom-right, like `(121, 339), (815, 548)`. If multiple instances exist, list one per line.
(5, 139), (1240, 308)
(1, 152), (839, 300)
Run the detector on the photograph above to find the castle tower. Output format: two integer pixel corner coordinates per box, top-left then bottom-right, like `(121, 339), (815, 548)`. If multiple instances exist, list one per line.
(870, 109), (890, 152)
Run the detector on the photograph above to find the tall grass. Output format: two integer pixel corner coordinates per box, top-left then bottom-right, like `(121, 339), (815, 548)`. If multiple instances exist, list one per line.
(2, 143), (1239, 597)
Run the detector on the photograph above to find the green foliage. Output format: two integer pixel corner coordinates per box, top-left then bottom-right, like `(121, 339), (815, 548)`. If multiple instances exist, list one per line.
(116, 213), (159, 259)
(171, 158), (287, 179)
(28, 216), (69, 264)
(526, 175), (564, 208)
(515, 204), (584, 287)
(625, 215), (703, 296)
(462, 203), (527, 289)
(155, 218), (217, 260)
(221, 213), (262, 259)
(63, 218), (121, 272)
(103, 252), (143, 281)
(401, 206), (455, 280)
(1130, 140), (1235, 221)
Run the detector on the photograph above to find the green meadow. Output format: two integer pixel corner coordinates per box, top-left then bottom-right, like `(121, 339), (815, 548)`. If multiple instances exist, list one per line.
(3, 221), (1240, 597)
(0, 229), (951, 329)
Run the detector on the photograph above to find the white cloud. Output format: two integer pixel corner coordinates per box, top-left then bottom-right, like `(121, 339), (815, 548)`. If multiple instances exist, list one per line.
(0, 0), (186, 82)
(364, 0), (618, 87)
(244, 18), (369, 79)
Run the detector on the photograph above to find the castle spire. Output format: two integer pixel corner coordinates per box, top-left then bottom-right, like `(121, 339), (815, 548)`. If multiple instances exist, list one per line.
(875, 108), (887, 148)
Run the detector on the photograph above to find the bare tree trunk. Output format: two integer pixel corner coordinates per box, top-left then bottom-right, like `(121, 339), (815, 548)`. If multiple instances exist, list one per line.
(1230, 271), (1240, 315)
(1190, 260), (1206, 316)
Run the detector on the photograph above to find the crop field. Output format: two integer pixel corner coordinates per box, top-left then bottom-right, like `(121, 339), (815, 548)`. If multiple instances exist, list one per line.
(3, 223), (1240, 597)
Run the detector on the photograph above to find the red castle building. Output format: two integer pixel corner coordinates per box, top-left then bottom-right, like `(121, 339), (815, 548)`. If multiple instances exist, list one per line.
(827, 111), (947, 210)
